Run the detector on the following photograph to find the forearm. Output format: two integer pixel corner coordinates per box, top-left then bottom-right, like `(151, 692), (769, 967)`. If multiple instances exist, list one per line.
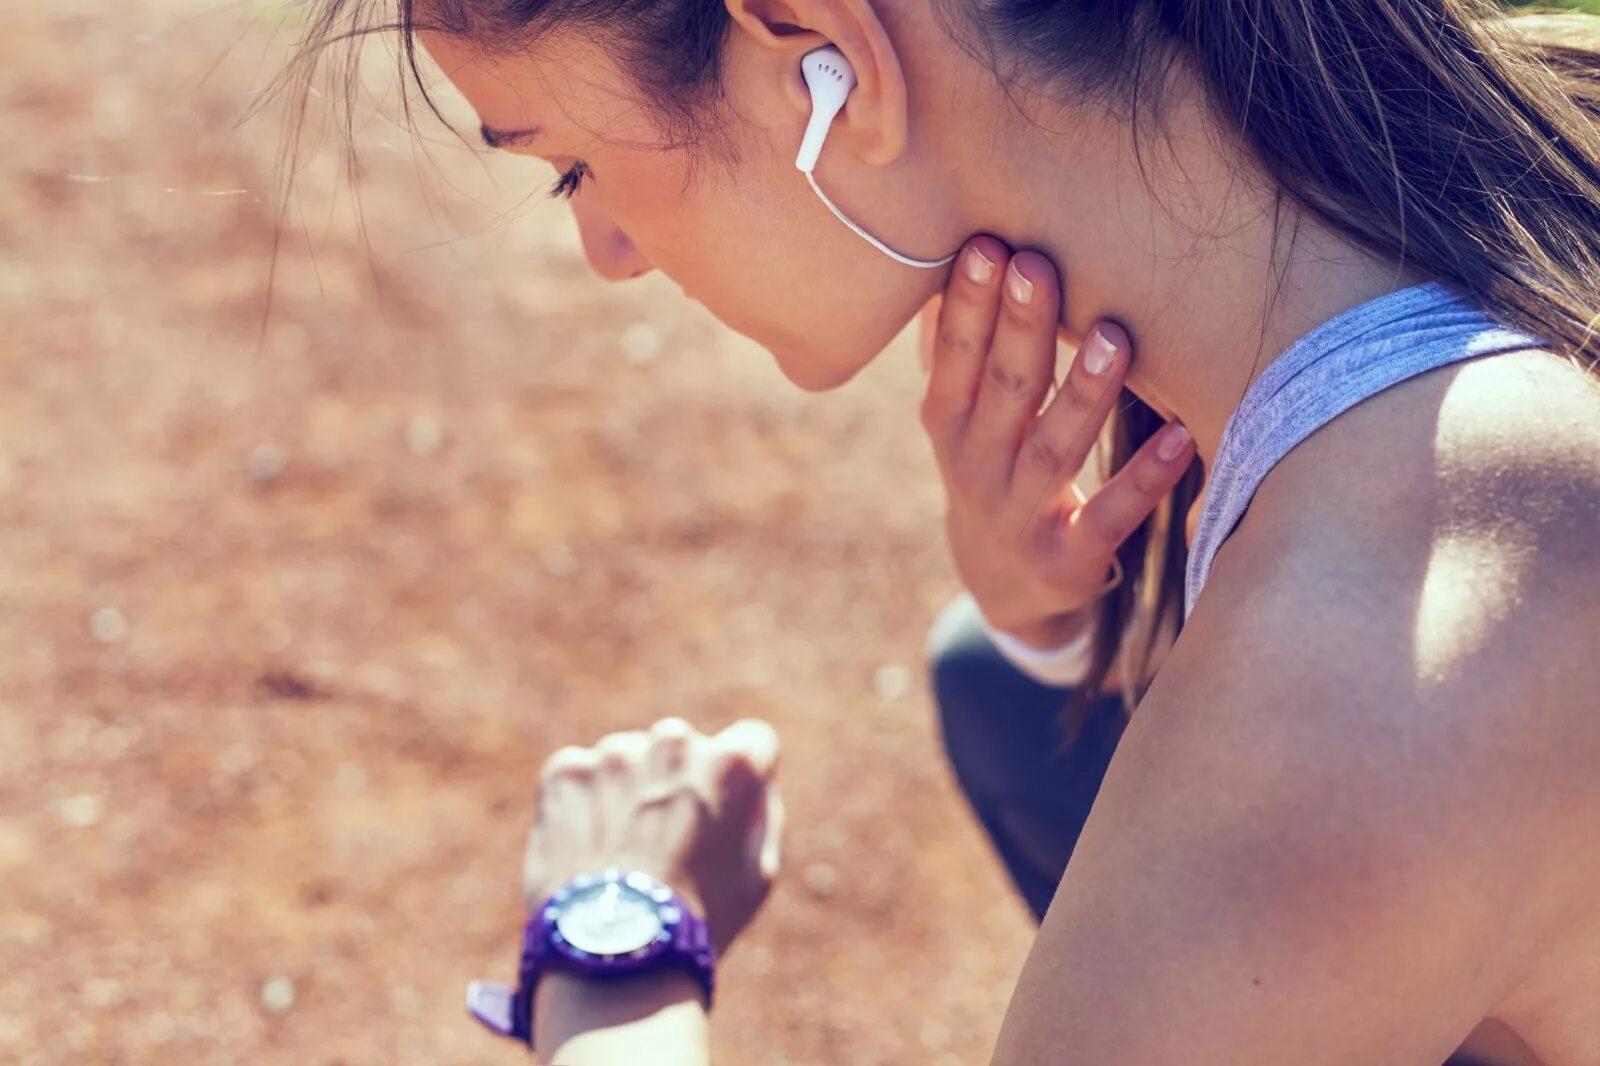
(535, 971), (710, 1066)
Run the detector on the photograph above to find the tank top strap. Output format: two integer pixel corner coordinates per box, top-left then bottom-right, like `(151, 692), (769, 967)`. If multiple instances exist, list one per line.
(1184, 282), (1546, 618)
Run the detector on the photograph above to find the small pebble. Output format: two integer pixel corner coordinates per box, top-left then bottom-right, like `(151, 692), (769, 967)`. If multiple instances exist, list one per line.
(801, 861), (838, 899)
(246, 444), (286, 485)
(260, 975), (296, 1015)
(89, 607), (127, 644)
(873, 663), (912, 702)
(58, 793), (105, 828)
(619, 323), (661, 365)
(405, 414), (444, 458)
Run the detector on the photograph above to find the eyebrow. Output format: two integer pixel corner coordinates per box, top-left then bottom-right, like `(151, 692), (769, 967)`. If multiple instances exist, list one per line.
(479, 123), (541, 150)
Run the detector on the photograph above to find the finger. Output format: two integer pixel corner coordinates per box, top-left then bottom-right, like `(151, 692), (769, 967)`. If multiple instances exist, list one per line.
(1011, 322), (1130, 517)
(708, 719), (781, 822)
(755, 783), (784, 881)
(593, 730), (649, 847)
(645, 717), (698, 782)
(965, 251), (1063, 479)
(916, 294), (943, 378)
(537, 745), (601, 843)
(1067, 422), (1196, 555)
(711, 718), (781, 780)
(920, 237), (1011, 458)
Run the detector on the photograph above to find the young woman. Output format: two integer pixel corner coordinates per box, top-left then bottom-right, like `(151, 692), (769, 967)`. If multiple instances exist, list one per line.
(290, 0), (1600, 1062)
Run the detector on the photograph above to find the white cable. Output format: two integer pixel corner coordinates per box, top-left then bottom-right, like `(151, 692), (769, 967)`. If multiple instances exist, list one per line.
(804, 170), (957, 270)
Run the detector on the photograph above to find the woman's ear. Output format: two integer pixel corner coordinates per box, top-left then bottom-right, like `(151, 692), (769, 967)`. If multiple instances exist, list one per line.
(723, 0), (909, 166)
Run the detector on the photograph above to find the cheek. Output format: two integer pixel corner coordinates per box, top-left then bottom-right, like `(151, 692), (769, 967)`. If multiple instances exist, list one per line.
(604, 153), (941, 387)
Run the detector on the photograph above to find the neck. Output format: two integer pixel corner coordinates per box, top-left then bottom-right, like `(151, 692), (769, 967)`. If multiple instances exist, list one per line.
(951, 70), (1425, 470)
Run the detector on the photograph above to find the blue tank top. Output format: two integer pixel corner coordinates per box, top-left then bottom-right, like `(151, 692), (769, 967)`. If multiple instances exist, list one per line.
(1184, 282), (1546, 618)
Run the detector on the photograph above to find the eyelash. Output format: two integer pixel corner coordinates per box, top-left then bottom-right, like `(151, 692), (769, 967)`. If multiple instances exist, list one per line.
(550, 162), (590, 200)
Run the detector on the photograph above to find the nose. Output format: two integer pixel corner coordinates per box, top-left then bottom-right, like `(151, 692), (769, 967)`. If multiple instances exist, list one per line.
(568, 190), (653, 282)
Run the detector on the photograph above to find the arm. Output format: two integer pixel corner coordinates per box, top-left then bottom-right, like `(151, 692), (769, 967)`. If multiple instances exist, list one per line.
(478, 717), (781, 1066)
(990, 521), (1574, 1064)
(535, 972), (708, 1065)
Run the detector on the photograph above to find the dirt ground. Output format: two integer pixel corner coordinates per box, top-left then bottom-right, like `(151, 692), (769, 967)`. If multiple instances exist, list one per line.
(0, 2), (1036, 1062)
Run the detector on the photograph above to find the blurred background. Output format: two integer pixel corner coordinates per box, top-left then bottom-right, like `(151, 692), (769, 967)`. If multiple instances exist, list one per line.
(0, 1), (1038, 1063)
(10, 2), (1593, 1063)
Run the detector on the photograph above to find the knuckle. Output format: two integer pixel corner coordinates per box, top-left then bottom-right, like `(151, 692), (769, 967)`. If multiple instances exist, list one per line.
(650, 734), (691, 774)
(543, 745), (598, 782)
(935, 324), (981, 366)
(984, 358), (1035, 398)
(1023, 431), (1070, 474)
(596, 749), (631, 775)
(650, 716), (696, 741)
(711, 747), (761, 787)
(726, 717), (779, 756)
(595, 731), (646, 771)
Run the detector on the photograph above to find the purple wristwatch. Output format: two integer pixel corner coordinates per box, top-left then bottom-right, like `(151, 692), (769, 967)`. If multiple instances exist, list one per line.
(466, 868), (716, 1045)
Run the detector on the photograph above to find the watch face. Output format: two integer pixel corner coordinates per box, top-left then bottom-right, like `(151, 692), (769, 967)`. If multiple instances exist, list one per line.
(554, 881), (665, 957)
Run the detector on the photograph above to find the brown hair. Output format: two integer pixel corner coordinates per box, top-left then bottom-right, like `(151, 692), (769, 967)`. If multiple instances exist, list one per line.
(1020, 5), (1600, 732)
(287, 1), (1600, 731)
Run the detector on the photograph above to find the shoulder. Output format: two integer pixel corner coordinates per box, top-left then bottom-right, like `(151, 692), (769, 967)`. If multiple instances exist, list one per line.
(990, 351), (1600, 1063)
(1171, 344), (1600, 884)
(1217, 346), (1600, 681)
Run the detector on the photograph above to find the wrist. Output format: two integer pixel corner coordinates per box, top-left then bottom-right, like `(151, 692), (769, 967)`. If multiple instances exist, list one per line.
(535, 970), (709, 1064)
(972, 598), (1102, 689)
(537, 968), (708, 1016)
(1000, 606), (1095, 651)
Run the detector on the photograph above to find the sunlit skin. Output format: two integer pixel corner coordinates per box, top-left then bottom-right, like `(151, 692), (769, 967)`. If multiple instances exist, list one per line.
(420, 2), (1418, 461)
(421, 27), (965, 391)
(420, 2), (1600, 1064)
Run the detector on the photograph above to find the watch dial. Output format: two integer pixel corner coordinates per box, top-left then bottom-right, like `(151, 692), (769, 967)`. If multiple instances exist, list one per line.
(555, 882), (664, 956)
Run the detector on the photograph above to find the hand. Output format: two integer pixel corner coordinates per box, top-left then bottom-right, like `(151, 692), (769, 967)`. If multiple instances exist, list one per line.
(524, 718), (784, 954)
(919, 238), (1196, 648)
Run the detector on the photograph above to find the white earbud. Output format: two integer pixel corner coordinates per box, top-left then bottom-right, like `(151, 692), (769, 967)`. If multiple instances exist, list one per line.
(793, 45), (955, 270)
(796, 47), (856, 174)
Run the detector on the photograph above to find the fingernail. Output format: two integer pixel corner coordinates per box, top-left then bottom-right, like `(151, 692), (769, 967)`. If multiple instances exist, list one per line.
(1006, 263), (1033, 305)
(1157, 423), (1192, 462)
(963, 246), (996, 285)
(1082, 329), (1119, 375)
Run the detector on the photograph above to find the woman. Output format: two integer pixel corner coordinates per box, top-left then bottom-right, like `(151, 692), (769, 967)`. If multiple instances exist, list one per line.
(290, 0), (1600, 1062)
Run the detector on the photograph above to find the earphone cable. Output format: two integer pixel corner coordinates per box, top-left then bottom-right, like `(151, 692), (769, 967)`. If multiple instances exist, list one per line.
(804, 170), (957, 270)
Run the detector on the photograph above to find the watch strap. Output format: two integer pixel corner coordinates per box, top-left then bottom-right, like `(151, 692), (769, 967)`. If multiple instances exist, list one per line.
(467, 874), (715, 1047)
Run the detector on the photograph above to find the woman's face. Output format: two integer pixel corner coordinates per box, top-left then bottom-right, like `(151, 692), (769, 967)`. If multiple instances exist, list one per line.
(421, 29), (964, 390)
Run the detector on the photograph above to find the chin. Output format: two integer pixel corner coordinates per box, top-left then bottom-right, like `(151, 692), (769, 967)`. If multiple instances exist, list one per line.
(766, 344), (870, 393)
(762, 322), (906, 393)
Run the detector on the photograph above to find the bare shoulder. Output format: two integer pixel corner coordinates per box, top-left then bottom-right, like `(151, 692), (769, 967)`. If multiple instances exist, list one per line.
(1187, 344), (1600, 874)
(1227, 347), (1600, 686)
(988, 351), (1600, 1065)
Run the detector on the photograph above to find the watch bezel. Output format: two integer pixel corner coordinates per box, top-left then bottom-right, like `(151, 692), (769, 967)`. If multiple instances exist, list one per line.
(536, 868), (684, 970)
(472, 868), (715, 1046)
